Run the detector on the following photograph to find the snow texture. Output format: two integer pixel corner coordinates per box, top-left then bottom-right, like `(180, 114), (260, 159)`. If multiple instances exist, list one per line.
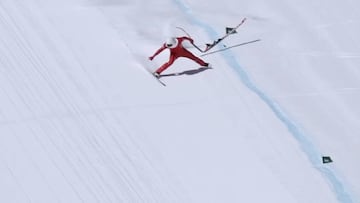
(0, 0), (359, 202)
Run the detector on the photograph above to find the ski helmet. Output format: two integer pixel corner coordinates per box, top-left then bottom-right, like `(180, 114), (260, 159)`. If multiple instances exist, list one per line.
(165, 37), (178, 48)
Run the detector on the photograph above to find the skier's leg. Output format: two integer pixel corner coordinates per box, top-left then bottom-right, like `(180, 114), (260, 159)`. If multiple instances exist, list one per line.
(155, 54), (177, 74)
(182, 50), (208, 66)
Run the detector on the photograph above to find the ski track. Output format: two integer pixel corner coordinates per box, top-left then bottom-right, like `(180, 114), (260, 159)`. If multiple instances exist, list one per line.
(0, 1), (180, 202)
(0, 0), (358, 202)
(172, 0), (355, 203)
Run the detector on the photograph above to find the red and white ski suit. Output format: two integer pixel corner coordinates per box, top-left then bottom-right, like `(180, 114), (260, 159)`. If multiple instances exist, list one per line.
(149, 36), (207, 74)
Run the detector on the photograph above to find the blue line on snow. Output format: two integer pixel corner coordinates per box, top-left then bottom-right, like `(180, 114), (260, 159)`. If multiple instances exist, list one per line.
(173, 0), (355, 202)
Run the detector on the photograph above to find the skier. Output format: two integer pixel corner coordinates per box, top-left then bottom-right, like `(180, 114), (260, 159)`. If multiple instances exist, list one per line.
(149, 36), (210, 77)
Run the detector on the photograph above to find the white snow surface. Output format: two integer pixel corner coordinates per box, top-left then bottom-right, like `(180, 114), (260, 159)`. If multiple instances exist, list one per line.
(0, 0), (359, 202)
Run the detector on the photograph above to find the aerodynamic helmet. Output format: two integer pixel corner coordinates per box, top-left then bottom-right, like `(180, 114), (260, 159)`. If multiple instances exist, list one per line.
(165, 37), (178, 48)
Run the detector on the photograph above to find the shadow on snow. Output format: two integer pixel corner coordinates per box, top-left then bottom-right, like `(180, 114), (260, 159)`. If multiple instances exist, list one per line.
(160, 67), (212, 78)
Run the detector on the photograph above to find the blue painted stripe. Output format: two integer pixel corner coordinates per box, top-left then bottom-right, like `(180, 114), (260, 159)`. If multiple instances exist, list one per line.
(173, 0), (355, 202)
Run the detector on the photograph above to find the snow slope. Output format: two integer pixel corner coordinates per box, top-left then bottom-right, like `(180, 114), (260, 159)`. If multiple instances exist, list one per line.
(0, 0), (359, 202)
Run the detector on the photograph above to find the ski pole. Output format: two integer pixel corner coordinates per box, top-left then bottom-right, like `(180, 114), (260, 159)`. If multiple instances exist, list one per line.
(176, 26), (207, 52)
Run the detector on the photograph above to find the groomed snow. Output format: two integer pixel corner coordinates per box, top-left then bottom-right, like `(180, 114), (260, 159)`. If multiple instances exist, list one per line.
(0, 0), (359, 202)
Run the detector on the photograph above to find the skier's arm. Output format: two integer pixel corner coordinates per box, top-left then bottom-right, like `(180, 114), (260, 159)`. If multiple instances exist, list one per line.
(182, 36), (194, 44)
(149, 44), (166, 60)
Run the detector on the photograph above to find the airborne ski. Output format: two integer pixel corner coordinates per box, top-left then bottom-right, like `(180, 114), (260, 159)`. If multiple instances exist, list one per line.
(176, 18), (247, 53)
(204, 18), (247, 52)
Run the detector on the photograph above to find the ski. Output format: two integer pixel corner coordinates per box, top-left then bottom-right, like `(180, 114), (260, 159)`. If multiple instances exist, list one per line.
(138, 63), (166, 86)
(176, 18), (247, 53)
(145, 68), (166, 86)
(151, 74), (166, 86)
(204, 18), (247, 52)
(146, 69), (166, 86)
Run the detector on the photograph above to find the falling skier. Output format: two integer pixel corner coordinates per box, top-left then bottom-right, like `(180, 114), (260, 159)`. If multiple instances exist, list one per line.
(149, 36), (210, 77)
